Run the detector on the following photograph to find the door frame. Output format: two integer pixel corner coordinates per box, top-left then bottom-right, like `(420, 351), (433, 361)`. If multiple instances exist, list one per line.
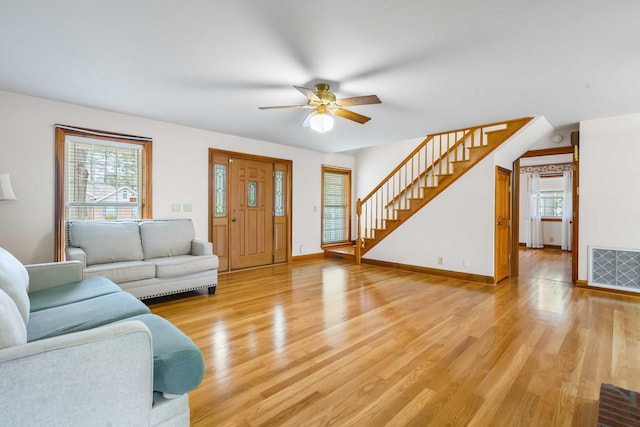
(208, 149), (292, 272)
(510, 145), (578, 283)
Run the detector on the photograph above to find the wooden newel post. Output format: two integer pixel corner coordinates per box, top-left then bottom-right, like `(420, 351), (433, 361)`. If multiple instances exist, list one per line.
(356, 198), (362, 264)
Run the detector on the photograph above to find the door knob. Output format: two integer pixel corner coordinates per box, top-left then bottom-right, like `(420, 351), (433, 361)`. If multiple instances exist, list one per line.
(232, 217), (237, 222)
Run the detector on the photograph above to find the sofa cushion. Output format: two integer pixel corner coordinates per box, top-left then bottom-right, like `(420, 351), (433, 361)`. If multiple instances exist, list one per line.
(68, 221), (144, 266)
(29, 276), (122, 312)
(0, 247), (30, 324)
(27, 292), (150, 342)
(140, 221), (194, 260)
(0, 289), (27, 349)
(146, 255), (219, 279)
(119, 314), (205, 395)
(84, 261), (156, 284)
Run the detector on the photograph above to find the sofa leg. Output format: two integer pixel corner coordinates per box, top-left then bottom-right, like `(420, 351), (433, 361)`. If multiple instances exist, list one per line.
(208, 285), (217, 295)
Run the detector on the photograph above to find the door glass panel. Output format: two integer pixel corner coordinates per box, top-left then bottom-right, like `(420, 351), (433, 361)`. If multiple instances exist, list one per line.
(215, 164), (226, 216)
(275, 171), (285, 216)
(248, 181), (257, 207)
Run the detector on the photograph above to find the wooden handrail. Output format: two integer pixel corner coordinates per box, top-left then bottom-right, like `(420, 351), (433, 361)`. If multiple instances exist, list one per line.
(356, 117), (533, 258)
(383, 130), (473, 210)
(424, 117), (531, 138)
(360, 135), (434, 205)
(360, 117), (530, 207)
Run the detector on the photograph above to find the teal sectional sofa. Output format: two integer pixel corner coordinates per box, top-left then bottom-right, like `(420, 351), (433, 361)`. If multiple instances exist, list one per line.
(0, 247), (205, 426)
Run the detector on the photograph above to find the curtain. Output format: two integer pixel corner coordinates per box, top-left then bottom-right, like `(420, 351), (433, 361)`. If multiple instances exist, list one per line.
(561, 170), (573, 251)
(526, 172), (544, 248)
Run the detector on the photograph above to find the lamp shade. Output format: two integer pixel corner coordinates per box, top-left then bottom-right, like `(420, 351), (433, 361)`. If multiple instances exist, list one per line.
(0, 173), (17, 201)
(309, 113), (334, 133)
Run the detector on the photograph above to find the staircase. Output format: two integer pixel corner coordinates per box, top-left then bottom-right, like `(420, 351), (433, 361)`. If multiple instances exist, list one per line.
(324, 117), (533, 263)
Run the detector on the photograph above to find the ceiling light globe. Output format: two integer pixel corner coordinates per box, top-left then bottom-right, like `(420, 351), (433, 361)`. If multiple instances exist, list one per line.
(310, 113), (334, 133)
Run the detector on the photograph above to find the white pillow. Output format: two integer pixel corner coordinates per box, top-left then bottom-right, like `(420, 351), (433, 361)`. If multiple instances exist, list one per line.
(0, 288), (27, 349)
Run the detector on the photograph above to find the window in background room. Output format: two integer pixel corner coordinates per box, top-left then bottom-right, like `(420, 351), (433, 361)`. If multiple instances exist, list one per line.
(538, 176), (564, 218)
(322, 166), (351, 245)
(54, 125), (152, 261)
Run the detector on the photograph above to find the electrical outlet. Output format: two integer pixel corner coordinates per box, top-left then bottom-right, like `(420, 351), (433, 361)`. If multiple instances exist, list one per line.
(171, 203), (181, 213)
(437, 256), (444, 265)
(463, 259), (470, 268)
(300, 245), (305, 253)
(183, 203), (192, 212)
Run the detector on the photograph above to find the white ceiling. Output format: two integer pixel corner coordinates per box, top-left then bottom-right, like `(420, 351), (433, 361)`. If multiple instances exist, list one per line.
(1, 0), (639, 153)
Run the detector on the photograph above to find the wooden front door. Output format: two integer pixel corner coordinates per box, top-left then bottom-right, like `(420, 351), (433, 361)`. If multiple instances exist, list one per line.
(495, 167), (511, 283)
(229, 157), (274, 270)
(209, 149), (291, 272)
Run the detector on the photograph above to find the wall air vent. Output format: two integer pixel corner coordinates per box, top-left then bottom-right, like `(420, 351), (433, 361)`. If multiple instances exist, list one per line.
(589, 246), (640, 292)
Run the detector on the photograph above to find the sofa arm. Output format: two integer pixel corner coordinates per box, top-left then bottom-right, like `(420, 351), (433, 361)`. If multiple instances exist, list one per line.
(0, 321), (153, 427)
(192, 239), (213, 256)
(26, 260), (84, 293)
(65, 246), (87, 267)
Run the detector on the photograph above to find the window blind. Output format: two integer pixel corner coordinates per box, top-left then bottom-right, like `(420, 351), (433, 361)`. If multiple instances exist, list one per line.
(323, 171), (347, 244)
(65, 136), (143, 221)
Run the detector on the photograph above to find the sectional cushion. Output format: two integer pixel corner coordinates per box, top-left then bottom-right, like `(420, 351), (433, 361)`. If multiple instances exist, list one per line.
(29, 276), (122, 312)
(68, 221), (144, 266)
(84, 261), (155, 284)
(119, 314), (205, 395)
(27, 292), (150, 342)
(0, 247), (30, 324)
(146, 255), (219, 279)
(140, 221), (194, 260)
(0, 289), (27, 349)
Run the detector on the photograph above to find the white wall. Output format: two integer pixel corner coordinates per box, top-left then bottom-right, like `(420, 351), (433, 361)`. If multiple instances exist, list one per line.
(354, 136), (424, 197)
(579, 112), (640, 280)
(364, 156), (496, 276)
(0, 90), (354, 263)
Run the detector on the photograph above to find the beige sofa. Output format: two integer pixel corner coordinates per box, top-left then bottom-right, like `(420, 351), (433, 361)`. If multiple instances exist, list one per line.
(65, 219), (218, 299)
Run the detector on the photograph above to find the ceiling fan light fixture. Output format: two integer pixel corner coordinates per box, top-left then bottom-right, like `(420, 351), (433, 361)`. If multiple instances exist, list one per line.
(309, 111), (334, 133)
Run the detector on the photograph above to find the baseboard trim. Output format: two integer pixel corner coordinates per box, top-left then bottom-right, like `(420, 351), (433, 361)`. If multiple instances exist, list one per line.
(361, 258), (495, 285)
(576, 280), (588, 288)
(518, 243), (564, 250)
(576, 280), (640, 298)
(292, 253), (325, 262)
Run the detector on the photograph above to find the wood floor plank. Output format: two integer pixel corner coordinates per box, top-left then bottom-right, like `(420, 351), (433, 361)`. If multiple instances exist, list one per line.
(146, 251), (640, 426)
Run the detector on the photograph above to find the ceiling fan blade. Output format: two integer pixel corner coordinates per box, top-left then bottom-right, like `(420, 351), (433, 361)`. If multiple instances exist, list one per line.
(336, 95), (381, 107)
(294, 86), (321, 102)
(333, 108), (371, 124)
(258, 105), (309, 110)
(300, 112), (313, 128)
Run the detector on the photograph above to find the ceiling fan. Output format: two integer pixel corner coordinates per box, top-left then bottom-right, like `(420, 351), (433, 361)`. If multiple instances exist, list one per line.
(259, 84), (381, 133)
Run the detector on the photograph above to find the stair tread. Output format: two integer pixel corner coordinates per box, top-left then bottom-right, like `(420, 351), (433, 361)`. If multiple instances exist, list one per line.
(484, 128), (508, 134)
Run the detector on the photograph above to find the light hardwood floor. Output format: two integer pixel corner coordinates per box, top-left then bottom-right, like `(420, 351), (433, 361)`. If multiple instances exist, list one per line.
(148, 252), (640, 426)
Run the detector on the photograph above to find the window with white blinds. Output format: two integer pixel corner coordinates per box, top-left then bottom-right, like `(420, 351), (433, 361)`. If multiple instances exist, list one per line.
(65, 136), (143, 221)
(538, 176), (564, 218)
(322, 167), (351, 245)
